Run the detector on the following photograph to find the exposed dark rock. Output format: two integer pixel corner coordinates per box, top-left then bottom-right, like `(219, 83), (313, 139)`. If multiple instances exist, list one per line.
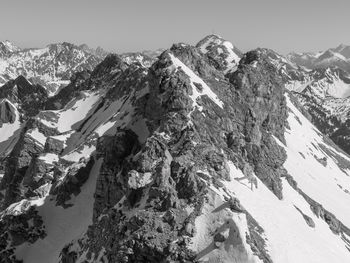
(44, 137), (65, 154)
(226, 50), (288, 199)
(22, 156), (55, 197)
(52, 158), (95, 207)
(0, 122), (45, 209)
(294, 205), (315, 228)
(228, 197), (245, 213)
(0, 206), (46, 261)
(213, 232), (226, 243)
(0, 76), (48, 117)
(0, 99), (16, 125)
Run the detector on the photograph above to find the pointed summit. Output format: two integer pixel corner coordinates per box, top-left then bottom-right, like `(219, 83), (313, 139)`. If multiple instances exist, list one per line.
(196, 34), (223, 53)
(196, 34), (242, 73)
(332, 44), (350, 59)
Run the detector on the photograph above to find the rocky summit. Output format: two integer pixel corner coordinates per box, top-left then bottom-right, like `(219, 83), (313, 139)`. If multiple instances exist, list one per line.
(1, 35), (350, 263)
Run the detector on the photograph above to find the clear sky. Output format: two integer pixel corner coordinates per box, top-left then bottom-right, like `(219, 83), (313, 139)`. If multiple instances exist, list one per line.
(0, 0), (349, 54)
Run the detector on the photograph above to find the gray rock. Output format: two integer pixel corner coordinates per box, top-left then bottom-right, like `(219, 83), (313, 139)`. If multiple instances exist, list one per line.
(228, 197), (245, 213)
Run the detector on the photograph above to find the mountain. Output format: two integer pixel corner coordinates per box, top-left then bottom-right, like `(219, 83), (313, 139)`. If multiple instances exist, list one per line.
(120, 49), (164, 68)
(0, 41), (107, 96)
(284, 45), (350, 156)
(331, 44), (350, 59)
(196, 34), (243, 73)
(0, 40), (21, 56)
(288, 45), (350, 73)
(1, 36), (350, 263)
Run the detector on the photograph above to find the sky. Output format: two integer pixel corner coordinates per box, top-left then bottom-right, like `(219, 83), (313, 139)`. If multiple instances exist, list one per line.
(0, 0), (349, 55)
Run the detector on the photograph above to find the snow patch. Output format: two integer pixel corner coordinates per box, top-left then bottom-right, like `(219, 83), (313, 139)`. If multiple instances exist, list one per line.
(15, 158), (103, 263)
(169, 53), (224, 111)
(27, 128), (47, 146)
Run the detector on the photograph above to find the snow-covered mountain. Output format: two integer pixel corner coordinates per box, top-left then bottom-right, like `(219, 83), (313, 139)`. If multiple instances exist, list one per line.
(284, 45), (350, 155)
(196, 34), (242, 73)
(288, 44), (350, 73)
(0, 41), (107, 96)
(1, 36), (350, 263)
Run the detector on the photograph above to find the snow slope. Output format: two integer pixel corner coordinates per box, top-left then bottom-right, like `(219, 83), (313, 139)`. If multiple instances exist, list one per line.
(223, 166), (350, 263)
(189, 92), (350, 263)
(278, 95), (350, 227)
(15, 158), (102, 263)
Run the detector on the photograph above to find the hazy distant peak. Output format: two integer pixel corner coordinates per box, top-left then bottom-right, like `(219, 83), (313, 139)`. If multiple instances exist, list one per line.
(79, 43), (108, 58)
(331, 44), (350, 59)
(0, 40), (21, 55)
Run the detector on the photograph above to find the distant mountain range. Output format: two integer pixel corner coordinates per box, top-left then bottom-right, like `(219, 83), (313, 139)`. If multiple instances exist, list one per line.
(288, 44), (350, 73)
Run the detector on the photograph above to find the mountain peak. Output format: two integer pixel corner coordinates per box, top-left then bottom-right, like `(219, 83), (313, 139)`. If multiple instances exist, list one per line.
(196, 34), (242, 73)
(332, 44), (350, 59)
(196, 34), (227, 53)
(335, 43), (348, 51)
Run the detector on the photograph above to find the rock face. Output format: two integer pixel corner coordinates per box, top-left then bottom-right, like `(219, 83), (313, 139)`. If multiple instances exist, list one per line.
(57, 44), (289, 262)
(0, 99), (16, 125)
(228, 50), (288, 199)
(2, 36), (350, 263)
(0, 76), (48, 118)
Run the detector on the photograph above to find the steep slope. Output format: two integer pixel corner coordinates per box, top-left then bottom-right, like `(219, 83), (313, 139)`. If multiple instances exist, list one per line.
(285, 66), (350, 155)
(1, 37), (350, 263)
(270, 46), (350, 156)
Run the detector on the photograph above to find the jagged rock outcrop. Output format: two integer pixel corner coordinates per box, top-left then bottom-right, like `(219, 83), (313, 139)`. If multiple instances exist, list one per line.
(0, 76), (48, 118)
(227, 50), (288, 199)
(58, 44), (289, 262)
(0, 130), (45, 208)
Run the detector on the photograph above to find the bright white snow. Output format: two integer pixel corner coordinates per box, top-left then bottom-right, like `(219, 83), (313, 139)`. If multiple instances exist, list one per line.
(56, 92), (100, 132)
(221, 162), (350, 263)
(27, 128), (47, 146)
(276, 94), (350, 228)
(38, 153), (59, 165)
(169, 53), (224, 110)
